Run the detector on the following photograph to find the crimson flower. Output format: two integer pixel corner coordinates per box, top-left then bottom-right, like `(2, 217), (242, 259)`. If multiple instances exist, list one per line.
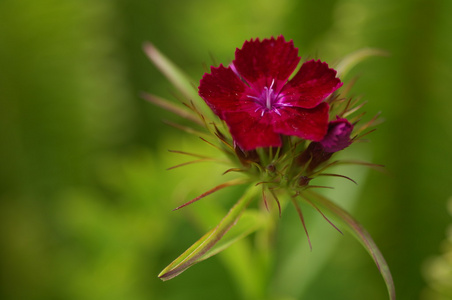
(198, 36), (343, 150)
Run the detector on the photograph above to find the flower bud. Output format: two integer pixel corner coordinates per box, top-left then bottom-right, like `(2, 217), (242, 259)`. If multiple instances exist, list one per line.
(320, 117), (353, 153)
(298, 117), (353, 172)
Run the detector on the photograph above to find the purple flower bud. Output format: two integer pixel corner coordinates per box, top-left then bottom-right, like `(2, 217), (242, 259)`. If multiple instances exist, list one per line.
(297, 117), (353, 173)
(320, 117), (353, 153)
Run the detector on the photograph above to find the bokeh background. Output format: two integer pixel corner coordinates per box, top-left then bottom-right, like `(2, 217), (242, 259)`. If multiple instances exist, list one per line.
(1, 0), (451, 299)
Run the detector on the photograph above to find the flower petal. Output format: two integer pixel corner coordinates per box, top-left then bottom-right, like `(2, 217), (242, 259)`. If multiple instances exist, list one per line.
(223, 111), (282, 150)
(273, 103), (330, 141)
(281, 60), (342, 108)
(233, 36), (300, 90)
(198, 65), (256, 119)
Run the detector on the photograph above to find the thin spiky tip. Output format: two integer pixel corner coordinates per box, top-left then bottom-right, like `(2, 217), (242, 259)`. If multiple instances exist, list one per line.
(172, 179), (249, 211)
(291, 196), (312, 251)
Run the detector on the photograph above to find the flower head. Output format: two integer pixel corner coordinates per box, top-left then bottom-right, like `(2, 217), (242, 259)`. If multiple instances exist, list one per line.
(198, 36), (342, 151)
(146, 40), (394, 299)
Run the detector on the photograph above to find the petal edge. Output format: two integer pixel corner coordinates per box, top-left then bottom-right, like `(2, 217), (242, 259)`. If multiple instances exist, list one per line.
(233, 36), (301, 89)
(198, 65), (251, 119)
(282, 60), (342, 109)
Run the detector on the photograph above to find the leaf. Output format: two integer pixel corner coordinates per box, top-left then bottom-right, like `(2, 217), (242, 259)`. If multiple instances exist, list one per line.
(158, 185), (259, 281)
(172, 179), (248, 210)
(202, 209), (265, 260)
(304, 190), (396, 300)
(143, 42), (199, 101)
(335, 48), (390, 78)
(190, 197), (268, 300)
(141, 92), (203, 126)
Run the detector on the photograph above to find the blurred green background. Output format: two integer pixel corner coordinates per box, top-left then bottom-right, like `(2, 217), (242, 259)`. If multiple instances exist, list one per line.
(1, 0), (451, 299)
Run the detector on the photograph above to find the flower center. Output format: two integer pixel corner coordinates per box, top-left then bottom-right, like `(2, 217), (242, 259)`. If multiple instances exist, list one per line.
(247, 79), (283, 116)
(262, 84), (276, 110)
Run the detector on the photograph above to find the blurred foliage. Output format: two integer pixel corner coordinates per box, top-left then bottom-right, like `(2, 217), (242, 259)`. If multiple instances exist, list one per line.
(0, 0), (451, 299)
(422, 198), (452, 300)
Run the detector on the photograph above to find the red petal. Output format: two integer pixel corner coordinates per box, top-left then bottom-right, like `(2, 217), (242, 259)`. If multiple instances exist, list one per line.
(198, 65), (255, 119)
(233, 36), (300, 90)
(274, 103), (330, 141)
(281, 60), (342, 109)
(223, 111), (282, 150)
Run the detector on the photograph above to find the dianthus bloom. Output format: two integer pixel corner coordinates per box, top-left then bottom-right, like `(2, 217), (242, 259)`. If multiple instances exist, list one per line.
(198, 36), (343, 150)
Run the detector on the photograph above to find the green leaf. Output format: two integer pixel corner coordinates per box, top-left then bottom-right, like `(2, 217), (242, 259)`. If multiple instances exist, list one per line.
(304, 190), (396, 300)
(203, 209), (265, 260)
(158, 185), (259, 281)
(143, 42), (199, 102)
(335, 48), (389, 78)
(141, 92), (203, 126)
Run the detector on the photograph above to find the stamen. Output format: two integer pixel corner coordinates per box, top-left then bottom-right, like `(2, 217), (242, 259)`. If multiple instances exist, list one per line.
(275, 93), (285, 102)
(269, 78), (275, 89)
(255, 107), (266, 117)
(247, 78), (282, 115)
(265, 79), (276, 110)
(265, 87), (273, 109)
(279, 102), (293, 107)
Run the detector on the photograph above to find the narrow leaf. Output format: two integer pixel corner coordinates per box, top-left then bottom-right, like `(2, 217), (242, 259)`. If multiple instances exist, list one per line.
(141, 92), (203, 126)
(262, 186), (270, 212)
(202, 209), (265, 260)
(304, 190), (396, 300)
(158, 185), (258, 281)
(269, 189), (282, 218)
(163, 120), (208, 137)
(336, 160), (385, 172)
(173, 179), (248, 210)
(143, 42), (199, 101)
(222, 168), (244, 175)
(291, 197), (312, 251)
(168, 149), (211, 159)
(317, 173), (357, 185)
(166, 158), (221, 170)
(335, 48), (390, 78)
(301, 195), (343, 235)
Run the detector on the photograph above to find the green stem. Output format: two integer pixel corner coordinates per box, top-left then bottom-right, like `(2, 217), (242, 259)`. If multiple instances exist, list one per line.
(214, 185), (265, 300)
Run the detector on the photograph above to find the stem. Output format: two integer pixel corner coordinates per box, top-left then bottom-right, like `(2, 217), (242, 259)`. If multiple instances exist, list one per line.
(218, 185), (266, 300)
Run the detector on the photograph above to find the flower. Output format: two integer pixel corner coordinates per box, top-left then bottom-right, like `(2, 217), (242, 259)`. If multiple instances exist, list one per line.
(320, 117), (354, 153)
(198, 36), (343, 151)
